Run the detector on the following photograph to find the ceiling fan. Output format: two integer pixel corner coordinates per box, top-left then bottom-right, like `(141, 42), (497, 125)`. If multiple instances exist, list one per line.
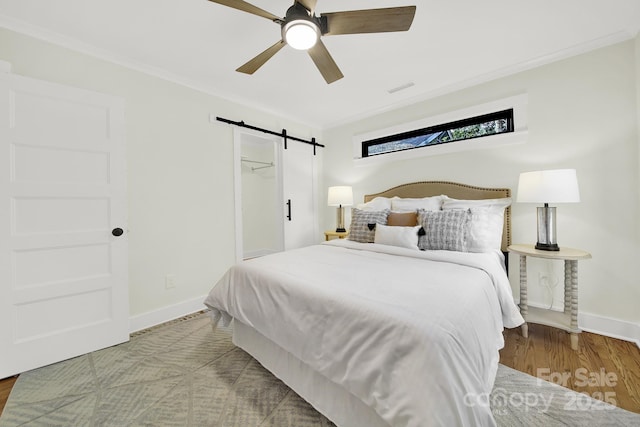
(208, 0), (416, 84)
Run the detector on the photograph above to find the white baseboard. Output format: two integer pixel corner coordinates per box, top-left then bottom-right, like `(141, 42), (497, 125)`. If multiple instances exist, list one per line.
(526, 301), (640, 349)
(579, 311), (640, 350)
(129, 294), (209, 333)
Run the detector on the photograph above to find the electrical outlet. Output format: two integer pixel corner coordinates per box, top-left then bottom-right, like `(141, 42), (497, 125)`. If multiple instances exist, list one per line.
(165, 274), (176, 289)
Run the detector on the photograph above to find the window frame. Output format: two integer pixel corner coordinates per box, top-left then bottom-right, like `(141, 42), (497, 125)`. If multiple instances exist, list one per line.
(361, 109), (514, 158)
(352, 94), (528, 166)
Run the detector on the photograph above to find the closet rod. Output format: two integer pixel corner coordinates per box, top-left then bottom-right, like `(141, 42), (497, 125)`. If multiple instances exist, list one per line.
(242, 158), (275, 171)
(216, 116), (324, 150)
(242, 158), (273, 166)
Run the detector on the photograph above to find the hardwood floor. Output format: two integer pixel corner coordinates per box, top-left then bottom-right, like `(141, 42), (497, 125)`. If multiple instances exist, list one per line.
(1, 324), (639, 416)
(500, 324), (640, 414)
(0, 376), (17, 415)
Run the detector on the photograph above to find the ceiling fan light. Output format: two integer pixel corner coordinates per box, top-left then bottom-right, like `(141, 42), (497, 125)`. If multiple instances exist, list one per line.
(283, 20), (319, 50)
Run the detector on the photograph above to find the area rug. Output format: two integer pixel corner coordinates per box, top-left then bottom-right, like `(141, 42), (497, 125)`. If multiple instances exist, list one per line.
(1, 312), (638, 427)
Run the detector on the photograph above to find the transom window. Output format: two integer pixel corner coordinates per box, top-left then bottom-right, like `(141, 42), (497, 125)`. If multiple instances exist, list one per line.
(361, 109), (514, 158)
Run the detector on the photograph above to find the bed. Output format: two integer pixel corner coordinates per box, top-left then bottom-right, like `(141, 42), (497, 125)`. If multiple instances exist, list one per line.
(205, 181), (524, 427)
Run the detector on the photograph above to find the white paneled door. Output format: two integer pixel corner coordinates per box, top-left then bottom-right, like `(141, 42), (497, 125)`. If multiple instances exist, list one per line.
(0, 71), (128, 378)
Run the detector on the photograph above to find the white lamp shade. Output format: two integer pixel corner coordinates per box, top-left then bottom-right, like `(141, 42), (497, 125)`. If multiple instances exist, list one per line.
(516, 169), (580, 203)
(327, 186), (353, 206)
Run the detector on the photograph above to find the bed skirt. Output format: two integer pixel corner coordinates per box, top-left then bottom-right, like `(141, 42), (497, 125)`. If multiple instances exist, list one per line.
(232, 320), (389, 427)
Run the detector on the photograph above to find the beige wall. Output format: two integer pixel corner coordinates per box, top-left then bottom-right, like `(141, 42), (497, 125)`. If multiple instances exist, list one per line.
(322, 40), (640, 327)
(0, 28), (319, 318)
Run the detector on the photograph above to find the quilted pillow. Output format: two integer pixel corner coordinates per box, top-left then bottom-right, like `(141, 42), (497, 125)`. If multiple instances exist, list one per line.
(348, 208), (390, 243)
(418, 209), (470, 251)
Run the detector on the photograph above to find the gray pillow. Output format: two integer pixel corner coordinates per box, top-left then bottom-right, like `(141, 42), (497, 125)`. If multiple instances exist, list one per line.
(348, 208), (390, 243)
(418, 209), (470, 251)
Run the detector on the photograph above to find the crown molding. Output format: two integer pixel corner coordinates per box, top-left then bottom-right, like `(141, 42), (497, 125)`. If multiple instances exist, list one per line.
(0, 14), (320, 130)
(0, 14), (635, 132)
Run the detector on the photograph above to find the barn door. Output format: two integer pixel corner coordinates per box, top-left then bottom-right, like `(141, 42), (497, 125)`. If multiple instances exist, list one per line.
(282, 139), (318, 250)
(0, 70), (128, 378)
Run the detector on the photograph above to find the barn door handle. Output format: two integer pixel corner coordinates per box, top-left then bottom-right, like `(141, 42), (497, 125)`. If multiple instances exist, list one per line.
(112, 228), (124, 237)
(286, 199), (292, 221)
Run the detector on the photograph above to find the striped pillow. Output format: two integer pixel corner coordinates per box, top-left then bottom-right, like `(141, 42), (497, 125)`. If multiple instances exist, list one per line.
(348, 209), (390, 243)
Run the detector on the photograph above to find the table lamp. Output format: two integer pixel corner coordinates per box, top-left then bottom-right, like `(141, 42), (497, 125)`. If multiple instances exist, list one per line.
(516, 169), (580, 251)
(328, 186), (353, 233)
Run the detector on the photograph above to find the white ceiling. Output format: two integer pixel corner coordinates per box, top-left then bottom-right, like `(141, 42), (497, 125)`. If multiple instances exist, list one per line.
(1, 0), (639, 129)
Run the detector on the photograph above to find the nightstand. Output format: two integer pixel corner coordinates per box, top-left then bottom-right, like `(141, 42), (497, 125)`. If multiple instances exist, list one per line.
(324, 230), (349, 241)
(508, 244), (591, 351)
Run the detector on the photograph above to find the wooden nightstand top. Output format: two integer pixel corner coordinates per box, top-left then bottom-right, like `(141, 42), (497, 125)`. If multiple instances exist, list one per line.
(324, 230), (349, 241)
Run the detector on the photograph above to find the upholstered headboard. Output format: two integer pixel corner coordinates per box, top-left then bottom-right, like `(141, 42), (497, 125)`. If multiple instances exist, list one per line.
(364, 181), (511, 252)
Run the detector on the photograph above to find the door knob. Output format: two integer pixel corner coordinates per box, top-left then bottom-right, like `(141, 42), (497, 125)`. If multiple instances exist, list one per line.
(112, 228), (124, 237)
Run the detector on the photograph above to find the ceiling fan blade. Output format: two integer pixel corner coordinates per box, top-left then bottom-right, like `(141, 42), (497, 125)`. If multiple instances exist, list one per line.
(296, 0), (317, 13)
(322, 6), (416, 35)
(307, 39), (343, 84)
(207, 0), (280, 21)
(236, 40), (286, 74)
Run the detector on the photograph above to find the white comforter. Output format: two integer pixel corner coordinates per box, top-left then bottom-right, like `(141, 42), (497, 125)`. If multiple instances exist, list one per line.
(204, 240), (524, 427)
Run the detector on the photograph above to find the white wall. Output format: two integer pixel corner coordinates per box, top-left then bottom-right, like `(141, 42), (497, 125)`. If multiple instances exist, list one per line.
(2, 25), (638, 340)
(0, 28), (320, 323)
(637, 32), (640, 243)
(322, 40), (640, 336)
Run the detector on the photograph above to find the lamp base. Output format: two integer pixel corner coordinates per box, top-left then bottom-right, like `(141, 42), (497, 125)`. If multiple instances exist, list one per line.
(335, 205), (346, 234)
(535, 242), (560, 251)
(536, 205), (559, 251)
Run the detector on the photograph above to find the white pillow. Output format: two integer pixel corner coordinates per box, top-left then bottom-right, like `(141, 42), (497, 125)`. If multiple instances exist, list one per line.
(356, 197), (392, 211)
(441, 196), (511, 211)
(442, 197), (511, 252)
(374, 223), (421, 250)
(390, 195), (444, 212)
